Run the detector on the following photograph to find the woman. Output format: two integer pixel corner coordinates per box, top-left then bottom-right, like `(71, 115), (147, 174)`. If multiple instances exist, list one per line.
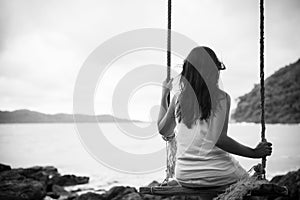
(157, 46), (272, 188)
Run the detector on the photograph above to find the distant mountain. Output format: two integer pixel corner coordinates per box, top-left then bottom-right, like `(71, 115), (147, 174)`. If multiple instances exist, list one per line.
(232, 58), (300, 124)
(0, 109), (142, 123)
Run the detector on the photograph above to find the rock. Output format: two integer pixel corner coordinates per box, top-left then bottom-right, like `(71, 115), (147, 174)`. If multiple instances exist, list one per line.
(19, 165), (57, 174)
(104, 186), (137, 200)
(0, 164), (90, 200)
(270, 168), (300, 200)
(0, 166), (47, 200)
(47, 184), (74, 199)
(270, 175), (284, 184)
(43, 166), (59, 177)
(20, 169), (49, 185)
(75, 186), (141, 200)
(13, 166), (60, 187)
(0, 163), (11, 172)
(76, 192), (105, 200)
(47, 192), (60, 199)
(0, 178), (46, 200)
(104, 186), (127, 199)
(121, 192), (142, 200)
(140, 194), (163, 200)
(11, 166), (61, 195)
(0, 169), (25, 182)
(16, 166), (59, 178)
(51, 174), (89, 186)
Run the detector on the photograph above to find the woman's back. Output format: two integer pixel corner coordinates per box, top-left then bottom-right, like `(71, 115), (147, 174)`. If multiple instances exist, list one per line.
(174, 92), (247, 187)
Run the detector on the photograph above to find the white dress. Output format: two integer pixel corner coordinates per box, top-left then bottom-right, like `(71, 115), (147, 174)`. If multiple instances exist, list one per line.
(174, 93), (248, 187)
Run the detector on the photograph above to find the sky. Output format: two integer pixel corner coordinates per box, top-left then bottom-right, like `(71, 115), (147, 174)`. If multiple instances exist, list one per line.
(0, 0), (299, 121)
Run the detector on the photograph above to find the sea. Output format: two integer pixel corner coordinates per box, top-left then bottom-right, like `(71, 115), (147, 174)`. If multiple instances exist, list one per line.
(0, 123), (299, 193)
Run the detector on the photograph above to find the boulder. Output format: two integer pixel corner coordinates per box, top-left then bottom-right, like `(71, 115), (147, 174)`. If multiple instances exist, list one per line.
(141, 194), (163, 200)
(121, 192), (142, 200)
(0, 166), (47, 200)
(47, 184), (76, 199)
(76, 186), (141, 200)
(0, 178), (46, 200)
(51, 174), (89, 186)
(270, 168), (300, 200)
(16, 166), (58, 176)
(76, 192), (105, 200)
(104, 186), (137, 200)
(0, 163), (11, 172)
(0, 164), (90, 200)
(0, 169), (25, 182)
(14, 166), (60, 186)
(18, 169), (49, 185)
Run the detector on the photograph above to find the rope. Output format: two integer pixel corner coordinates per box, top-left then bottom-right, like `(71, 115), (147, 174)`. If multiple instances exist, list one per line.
(260, 0), (266, 179)
(167, 0), (171, 82)
(164, 136), (176, 181)
(163, 0), (176, 182)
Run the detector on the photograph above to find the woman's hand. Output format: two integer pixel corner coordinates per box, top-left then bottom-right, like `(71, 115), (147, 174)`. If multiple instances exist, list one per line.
(253, 141), (272, 158)
(162, 78), (173, 95)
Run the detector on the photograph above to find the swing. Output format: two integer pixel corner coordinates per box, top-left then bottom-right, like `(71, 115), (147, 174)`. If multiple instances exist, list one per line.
(139, 0), (289, 199)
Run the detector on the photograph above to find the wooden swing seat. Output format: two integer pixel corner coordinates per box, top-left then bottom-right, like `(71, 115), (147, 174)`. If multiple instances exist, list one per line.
(139, 183), (288, 197)
(140, 185), (227, 196)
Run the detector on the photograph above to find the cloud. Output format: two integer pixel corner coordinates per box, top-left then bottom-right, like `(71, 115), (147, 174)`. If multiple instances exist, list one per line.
(0, 0), (299, 119)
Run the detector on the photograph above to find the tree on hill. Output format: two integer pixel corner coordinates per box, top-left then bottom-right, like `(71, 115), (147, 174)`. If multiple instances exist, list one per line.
(232, 58), (300, 124)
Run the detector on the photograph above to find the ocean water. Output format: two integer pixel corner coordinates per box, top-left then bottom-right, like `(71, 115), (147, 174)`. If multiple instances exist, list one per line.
(0, 123), (299, 191)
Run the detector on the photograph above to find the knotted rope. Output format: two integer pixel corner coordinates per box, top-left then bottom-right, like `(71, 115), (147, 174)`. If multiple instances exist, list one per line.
(163, 0), (176, 182)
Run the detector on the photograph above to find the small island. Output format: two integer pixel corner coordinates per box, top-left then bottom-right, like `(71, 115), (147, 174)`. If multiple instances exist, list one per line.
(0, 109), (142, 123)
(232, 58), (300, 124)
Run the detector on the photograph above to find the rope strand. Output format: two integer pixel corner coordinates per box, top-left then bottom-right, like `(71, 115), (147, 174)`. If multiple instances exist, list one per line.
(260, 0), (266, 179)
(167, 0), (171, 82)
(164, 0), (175, 181)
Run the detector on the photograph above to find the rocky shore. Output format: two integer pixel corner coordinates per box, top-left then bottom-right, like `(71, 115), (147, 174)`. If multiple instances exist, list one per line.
(0, 163), (299, 200)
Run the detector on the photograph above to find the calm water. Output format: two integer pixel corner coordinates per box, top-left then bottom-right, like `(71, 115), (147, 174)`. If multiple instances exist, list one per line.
(0, 123), (299, 191)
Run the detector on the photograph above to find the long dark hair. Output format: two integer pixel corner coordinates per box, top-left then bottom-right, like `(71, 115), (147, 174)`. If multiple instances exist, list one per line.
(175, 47), (225, 128)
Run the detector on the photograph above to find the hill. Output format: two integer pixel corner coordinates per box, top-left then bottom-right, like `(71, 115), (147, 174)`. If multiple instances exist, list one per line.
(232, 58), (300, 124)
(0, 109), (141, 123)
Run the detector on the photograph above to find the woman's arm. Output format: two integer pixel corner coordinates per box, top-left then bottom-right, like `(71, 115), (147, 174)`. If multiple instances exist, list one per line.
(215, 93), (272, 158)
(157, 79), (176, 137)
